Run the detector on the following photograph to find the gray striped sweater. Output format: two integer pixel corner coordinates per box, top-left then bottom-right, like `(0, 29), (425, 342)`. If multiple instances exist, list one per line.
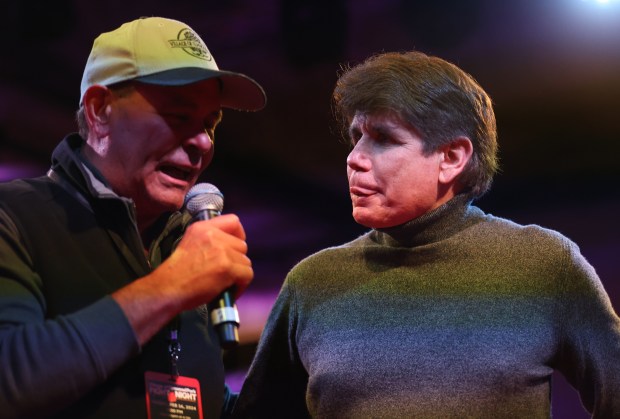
(234, 195), (620, 418)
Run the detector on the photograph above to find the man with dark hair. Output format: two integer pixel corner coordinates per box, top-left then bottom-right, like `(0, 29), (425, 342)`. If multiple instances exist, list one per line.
(0, 17), (265, 418)
(233, 51), (620, 417)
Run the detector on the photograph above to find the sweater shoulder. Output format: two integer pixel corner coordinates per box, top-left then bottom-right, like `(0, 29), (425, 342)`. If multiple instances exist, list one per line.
(285, 232), (373, 283)
(472, 213), (587, 282)
(481, 212), (575, 250)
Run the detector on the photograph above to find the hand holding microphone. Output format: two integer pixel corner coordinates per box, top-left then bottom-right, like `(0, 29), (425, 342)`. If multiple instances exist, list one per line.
(111, 183), (251, 349)
(183, 183), (246, 349)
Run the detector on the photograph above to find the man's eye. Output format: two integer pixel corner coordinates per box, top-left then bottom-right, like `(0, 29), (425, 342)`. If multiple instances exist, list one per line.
(375, 134), (389, 143)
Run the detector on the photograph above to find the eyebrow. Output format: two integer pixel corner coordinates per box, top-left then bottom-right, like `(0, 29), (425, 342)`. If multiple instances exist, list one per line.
(349, 117), (399, 138)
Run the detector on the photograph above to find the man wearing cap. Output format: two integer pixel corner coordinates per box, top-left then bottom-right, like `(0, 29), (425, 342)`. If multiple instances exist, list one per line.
(0, 17), (265, 418)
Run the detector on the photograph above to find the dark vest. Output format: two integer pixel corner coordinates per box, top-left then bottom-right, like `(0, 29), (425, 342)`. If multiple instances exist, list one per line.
(0, 176), (225, 418)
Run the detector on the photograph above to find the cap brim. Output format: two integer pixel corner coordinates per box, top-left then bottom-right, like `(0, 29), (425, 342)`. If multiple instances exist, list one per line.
(136, 67), (266, 112)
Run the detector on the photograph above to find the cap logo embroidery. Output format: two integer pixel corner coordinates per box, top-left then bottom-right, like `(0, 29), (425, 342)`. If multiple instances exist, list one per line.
(168, 28), (212, 61)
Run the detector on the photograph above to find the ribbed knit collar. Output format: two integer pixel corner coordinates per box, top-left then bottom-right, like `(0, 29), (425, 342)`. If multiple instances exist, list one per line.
(370, 194), (484, 248)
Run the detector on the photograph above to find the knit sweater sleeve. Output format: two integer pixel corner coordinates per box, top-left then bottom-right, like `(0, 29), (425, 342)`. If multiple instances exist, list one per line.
(0, 208), (140, 418)
(552, 235), (620, 416)
(232, 277), (310, 418)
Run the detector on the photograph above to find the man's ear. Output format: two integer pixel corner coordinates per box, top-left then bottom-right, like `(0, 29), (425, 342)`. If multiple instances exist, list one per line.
(82, 85), (113, 138)
(438, 136), (473, 184)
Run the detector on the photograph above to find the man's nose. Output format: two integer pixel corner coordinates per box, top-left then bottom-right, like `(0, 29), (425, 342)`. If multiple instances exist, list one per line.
(187, 130), (214, 155)
(184, 129), (214, 165)
(346, 140), (371, 171)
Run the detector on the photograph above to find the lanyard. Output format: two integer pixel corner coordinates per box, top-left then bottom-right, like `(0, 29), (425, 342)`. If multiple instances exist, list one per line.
(168, 319), (181, 379)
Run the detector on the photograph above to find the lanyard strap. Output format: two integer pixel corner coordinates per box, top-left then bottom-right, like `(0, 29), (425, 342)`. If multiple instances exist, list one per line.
(168, 319), (181, 379)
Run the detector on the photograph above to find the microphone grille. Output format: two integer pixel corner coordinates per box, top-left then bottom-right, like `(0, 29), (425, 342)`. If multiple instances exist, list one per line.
(184, 183), (224, 215)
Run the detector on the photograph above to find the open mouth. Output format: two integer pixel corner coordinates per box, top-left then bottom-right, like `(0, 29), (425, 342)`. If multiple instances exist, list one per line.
(159, 165), (192, 182)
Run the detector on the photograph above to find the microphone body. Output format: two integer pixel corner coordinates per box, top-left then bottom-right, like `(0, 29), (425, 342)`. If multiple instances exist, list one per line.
(184, 183), (240, 349)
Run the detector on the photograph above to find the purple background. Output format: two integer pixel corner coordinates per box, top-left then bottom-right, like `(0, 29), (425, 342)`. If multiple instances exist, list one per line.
(2, 1), (619, 416)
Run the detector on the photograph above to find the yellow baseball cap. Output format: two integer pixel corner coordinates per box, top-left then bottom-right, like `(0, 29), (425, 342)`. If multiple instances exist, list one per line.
(80, 17), (266, 111)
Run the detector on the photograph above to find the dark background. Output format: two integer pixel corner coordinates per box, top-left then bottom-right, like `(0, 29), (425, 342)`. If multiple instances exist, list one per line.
(1, 1), (619, 416)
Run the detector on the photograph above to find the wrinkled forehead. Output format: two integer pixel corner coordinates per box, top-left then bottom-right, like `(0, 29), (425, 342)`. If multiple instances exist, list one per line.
(349, 110), (412, 131)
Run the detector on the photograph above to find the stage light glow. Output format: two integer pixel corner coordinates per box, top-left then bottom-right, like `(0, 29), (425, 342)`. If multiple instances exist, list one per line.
(582, 0), (617, 5)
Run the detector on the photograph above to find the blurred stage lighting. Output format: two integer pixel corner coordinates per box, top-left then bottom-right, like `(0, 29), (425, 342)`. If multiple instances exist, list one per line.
(582, 0), (617, 5)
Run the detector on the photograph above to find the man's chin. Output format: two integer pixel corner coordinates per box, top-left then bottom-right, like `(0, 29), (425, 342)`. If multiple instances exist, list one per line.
(353, 207), (400, 229)
(147, 191), (186, 213)
(151, 179), (191, 205)
(352, 208), (375, 228)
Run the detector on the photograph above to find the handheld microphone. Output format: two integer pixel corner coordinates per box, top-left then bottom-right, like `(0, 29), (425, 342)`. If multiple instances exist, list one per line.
(184, 182), (240, 349)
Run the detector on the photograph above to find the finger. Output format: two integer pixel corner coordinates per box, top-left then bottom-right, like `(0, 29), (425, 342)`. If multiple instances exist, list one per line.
(183, 222), (249, 255)
(200, 214), (247, 240)
(229, 263), (254, 298)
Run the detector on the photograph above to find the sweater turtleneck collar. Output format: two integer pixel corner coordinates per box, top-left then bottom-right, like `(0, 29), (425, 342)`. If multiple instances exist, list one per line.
(369, 194), (484, 248)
